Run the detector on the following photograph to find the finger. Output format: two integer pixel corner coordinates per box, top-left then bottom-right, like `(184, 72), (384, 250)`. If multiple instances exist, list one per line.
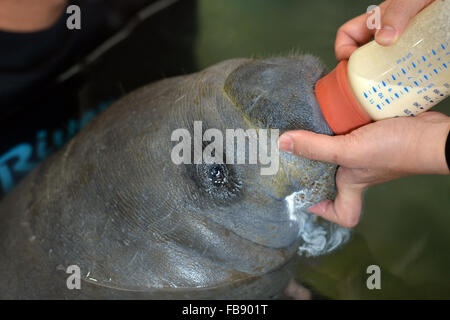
(335, 13), (376, 60)
(308, 168), (364, 228)
(278, 130), (357, 167)
(284, 279), (312, 300)
(375, 0), (434, 46)
(335, 1), (390, 60)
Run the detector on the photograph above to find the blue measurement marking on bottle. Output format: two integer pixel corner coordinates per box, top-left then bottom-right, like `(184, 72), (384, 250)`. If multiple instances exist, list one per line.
(359, 44), (450, 115)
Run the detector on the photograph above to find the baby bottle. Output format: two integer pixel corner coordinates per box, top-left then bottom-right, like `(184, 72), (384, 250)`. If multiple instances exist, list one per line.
(315, 0), (450, 134)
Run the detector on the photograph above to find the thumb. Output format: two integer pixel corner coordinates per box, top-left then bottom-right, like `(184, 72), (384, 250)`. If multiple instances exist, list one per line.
(375, 0), (434, 46)
(278, 130), (354, 166)
(308, 167), (365, 228)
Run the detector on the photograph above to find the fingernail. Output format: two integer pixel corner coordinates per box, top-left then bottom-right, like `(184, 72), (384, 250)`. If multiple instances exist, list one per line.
(375, 25), (397, 46)
(278, 134), (294, 154)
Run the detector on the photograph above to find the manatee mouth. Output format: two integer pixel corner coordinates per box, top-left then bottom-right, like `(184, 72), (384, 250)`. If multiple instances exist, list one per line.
(271, 146), (349, 256)
(285, 190), (350, 257)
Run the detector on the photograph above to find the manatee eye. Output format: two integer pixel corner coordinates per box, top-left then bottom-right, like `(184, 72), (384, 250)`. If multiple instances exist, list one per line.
(193, 163), (242, 203)
(208, 165), (228, 186)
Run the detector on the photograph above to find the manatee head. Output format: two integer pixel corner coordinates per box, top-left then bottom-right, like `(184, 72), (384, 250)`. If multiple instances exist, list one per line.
(13, 55), (350, 297)
(152, 55), (350, 256)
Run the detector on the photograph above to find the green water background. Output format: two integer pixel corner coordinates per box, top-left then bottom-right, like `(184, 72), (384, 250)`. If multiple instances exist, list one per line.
(195, 0), (450, 299)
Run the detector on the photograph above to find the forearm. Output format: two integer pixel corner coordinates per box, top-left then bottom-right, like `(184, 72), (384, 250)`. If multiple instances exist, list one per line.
(0, 0), (67, 32)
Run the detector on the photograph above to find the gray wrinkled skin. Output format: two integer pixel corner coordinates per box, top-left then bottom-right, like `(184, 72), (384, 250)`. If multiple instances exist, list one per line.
(0, 56), (349, 299)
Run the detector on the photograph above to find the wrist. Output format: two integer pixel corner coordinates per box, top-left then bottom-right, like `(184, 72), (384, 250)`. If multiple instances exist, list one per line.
(416, 117), (450, 175)
(0, 0), (67, 32)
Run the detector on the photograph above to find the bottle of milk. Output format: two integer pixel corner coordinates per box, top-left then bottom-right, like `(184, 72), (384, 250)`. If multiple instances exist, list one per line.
(315, 0), (450, 134)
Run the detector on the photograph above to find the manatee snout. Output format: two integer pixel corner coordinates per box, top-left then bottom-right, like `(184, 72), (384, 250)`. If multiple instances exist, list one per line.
(0, 55), (349, 299)
(224, 55), (331, 134)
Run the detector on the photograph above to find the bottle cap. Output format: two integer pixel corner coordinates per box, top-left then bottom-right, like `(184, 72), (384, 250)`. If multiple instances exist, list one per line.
(315, 60), (371, 134)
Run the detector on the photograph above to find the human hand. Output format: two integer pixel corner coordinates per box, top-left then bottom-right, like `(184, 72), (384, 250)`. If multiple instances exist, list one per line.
(335, 0), (435, 61)
(278, 112), (450, 228)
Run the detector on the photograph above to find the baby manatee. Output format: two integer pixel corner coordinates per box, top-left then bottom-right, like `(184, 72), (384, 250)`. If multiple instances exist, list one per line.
(0, 56), (349, 299)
